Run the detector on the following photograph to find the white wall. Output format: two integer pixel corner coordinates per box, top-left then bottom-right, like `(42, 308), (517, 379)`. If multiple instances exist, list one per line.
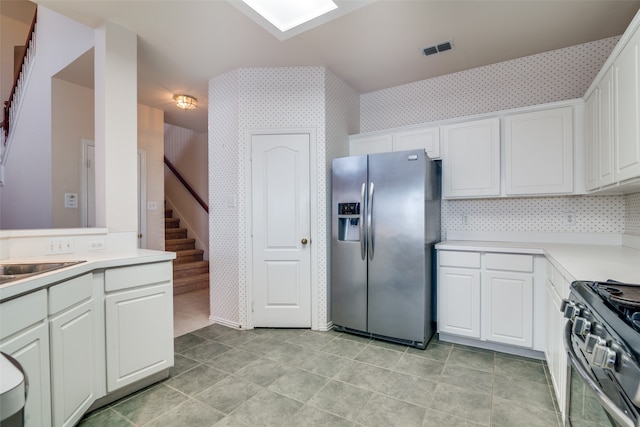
(0, 6), (93, 229)
(138, 104), (165, 250)
(51, 78), (94, 228)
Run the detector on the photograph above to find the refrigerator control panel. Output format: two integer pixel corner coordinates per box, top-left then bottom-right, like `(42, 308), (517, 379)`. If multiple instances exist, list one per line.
(338, 202), (360, 215)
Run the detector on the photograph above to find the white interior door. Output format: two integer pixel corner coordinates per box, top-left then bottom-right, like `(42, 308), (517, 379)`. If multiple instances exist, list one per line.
(251, 133), (311, 328)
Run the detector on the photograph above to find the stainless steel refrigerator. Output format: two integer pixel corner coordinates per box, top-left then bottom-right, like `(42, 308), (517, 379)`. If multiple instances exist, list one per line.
(331, 149), (441, 349)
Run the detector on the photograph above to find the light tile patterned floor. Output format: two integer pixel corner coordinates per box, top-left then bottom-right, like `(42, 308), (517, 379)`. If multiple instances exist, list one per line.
(80, 311), (563, 426)
(173, 288), (215, 337)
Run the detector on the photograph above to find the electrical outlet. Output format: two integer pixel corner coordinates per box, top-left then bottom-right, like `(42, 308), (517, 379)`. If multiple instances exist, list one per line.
(147, 201), (157, 211)
(564, 211), (577, 226)
(46, 238), (75, 254)
(88, 240), (105, 251)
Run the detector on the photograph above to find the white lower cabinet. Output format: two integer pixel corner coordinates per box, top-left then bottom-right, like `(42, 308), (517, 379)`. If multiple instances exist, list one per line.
(0, 259), (174, 426)
(438, 250), (535, 349)
(438, 267), (481, 338)
(545, 261), (571, 423)
(105, 262), (174, 392)
(0, 290), (52, 427)
(49, 273), (102, 427)
(482, 271), (533, 347)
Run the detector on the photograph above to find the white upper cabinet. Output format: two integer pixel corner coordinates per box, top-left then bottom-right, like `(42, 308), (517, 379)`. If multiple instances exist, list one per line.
(613, 29), (640, 182)
(349, 134), (392, 156)
(586, 68), (615, 191)
(442, 118), (500, 198)
(585, 15), (640, 192)
(598, 68), (615, 187)
(504, 107), (573, 195)
(393, 127), (440, 159)
(585, 89), (599, 191)
(349, 125), (441, 159)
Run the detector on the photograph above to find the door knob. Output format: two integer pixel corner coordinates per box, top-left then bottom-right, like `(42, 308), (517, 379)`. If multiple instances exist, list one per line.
(301, 238), (308, 245)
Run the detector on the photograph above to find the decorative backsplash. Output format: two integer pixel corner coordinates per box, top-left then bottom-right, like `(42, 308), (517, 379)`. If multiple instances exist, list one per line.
(626, 193), (640, 236)
(443, 195), (625, 234)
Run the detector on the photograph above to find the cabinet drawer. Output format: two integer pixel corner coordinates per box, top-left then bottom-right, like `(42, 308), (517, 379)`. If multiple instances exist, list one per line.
(485, 253), (533, 272)
(439, 251), (481, 268)
(0, 290), (47, 339)
(49, 273), (93, 315)
(105, 262), (172, 292)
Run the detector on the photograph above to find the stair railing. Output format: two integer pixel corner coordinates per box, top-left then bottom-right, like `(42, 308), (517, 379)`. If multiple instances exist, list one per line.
(164, 156), (209, 213)
(1, 9), (38, 159)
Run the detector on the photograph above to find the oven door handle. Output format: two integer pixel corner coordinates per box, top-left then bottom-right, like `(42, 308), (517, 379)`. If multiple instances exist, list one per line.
(564, 321), (635, 427)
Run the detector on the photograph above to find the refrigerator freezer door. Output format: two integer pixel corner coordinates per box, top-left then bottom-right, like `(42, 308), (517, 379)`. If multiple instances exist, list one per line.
(331, 155), (368, 332)
(367, 150), (427, 342)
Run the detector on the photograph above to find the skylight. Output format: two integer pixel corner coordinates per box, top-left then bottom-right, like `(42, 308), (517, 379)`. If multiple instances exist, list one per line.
(241, 0), (338, 32)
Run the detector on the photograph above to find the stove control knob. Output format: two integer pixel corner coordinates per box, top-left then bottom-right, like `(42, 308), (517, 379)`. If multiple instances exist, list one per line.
(584, 334), (605, 354)
(562, 301), (580, 320)
(572, 317), (591, 337)
(591, 343), (616, 370)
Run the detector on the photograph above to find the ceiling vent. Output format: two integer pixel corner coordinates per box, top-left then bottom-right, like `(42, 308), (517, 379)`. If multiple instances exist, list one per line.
(423, 40), (454, 57)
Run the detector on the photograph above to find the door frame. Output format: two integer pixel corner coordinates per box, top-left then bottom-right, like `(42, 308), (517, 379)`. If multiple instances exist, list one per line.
(243, 128), (319, 330)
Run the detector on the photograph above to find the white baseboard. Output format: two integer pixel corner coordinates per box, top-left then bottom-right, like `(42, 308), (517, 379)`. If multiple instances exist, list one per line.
(438, 333), (545, 360)
(208, 316), (242, 330)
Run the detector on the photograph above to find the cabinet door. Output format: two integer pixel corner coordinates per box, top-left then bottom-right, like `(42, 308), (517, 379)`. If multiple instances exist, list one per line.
(598, 68), (615, 187)
(613, 30), (640, 182)
(504, 107), (573, 195)
(585, 90), (599, 191)
(482, 271), (533, 347)
(438, 267), (481, 338)
(349, 134), (392, 156)
(442, 118), (500, 198)
(393, 126), (440, 159)
(0, 323), (51, 427)
(545, 280), (568, 421)
(0, 290), (51, 427)
(105, 282), (173, 392)
(49, 298), (98, 427)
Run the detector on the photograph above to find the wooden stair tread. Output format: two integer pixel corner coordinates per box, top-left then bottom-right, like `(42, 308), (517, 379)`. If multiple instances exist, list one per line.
(164, 203), (208, 293)
(173, 260), (209, 271)
(174, 273), (209, 284)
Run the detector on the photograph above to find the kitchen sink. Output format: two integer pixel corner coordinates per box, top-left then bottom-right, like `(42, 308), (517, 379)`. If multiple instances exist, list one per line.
(0, 261), (85, 284)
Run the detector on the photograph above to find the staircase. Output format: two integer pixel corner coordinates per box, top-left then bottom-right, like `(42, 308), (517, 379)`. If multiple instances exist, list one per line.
(165, 207), (209, 295)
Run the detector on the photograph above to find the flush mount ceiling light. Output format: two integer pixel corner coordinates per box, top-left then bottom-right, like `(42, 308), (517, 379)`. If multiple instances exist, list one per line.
(174, 94), (197, 110)
(241, 0), (338, 32)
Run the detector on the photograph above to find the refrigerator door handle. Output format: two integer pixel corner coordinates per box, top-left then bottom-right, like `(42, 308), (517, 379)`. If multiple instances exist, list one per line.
(360, 182), (366, 260)
(368, 182), (374, 260)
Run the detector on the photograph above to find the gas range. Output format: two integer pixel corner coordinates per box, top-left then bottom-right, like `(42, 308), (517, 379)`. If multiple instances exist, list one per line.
(563, 280), (640, 426)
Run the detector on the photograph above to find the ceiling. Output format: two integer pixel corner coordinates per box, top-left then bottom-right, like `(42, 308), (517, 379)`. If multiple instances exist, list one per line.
(15, 1), (640, 133)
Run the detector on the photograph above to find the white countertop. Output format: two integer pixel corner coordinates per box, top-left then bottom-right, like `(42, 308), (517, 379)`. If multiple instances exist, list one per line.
(0, 249), (176, 302)
(436, 240), (640, 284)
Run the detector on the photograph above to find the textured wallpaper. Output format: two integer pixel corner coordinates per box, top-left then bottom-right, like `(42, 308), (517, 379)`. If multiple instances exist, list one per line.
(208, 70), (242, 325)
(360, 36), (640, 238)
(208, 67), (359, 329)
(361, 37), (620, 133)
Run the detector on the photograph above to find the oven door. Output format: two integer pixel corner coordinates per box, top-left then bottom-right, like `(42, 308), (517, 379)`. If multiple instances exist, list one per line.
(565, 323), (638, 427)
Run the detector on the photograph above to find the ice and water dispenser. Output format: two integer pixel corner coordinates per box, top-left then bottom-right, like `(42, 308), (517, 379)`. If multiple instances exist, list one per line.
(337, 202), (361, 241)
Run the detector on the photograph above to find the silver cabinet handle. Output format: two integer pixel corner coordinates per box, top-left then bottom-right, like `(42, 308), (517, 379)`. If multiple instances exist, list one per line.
(367, 182), (374, 261)
(360, 182), (366, 260)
